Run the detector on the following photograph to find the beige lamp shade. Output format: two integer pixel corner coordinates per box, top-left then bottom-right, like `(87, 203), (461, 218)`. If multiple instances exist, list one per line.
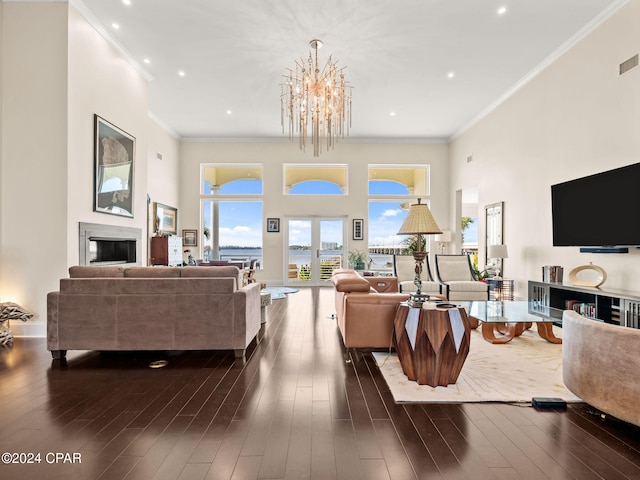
(487, 244), (508, 259)
(397, 199), (442, 235)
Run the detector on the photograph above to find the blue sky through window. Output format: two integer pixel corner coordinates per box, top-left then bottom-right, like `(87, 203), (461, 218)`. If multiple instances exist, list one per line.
(203, 178), (478, 248)
(288, 180), (343, 194)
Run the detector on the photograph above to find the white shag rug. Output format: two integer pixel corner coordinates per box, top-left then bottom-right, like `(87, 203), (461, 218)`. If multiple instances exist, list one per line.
(372, 326), (582, 403)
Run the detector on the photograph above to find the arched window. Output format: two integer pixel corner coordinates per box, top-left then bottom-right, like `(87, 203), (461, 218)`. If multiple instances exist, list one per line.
(368, 165), (428, 195)
(284, 164), (348, 195)
(202, 164), (263, 195)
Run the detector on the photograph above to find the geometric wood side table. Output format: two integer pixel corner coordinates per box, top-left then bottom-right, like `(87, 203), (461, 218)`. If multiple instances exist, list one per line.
(392, 303), (472, 387)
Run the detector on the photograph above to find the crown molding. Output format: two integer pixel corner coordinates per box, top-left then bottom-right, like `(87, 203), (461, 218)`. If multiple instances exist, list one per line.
(450, 0), (630, 141)
(180, 136), (448, 144)
(69, 0), (153, 82)
(148, 111), (180, 140)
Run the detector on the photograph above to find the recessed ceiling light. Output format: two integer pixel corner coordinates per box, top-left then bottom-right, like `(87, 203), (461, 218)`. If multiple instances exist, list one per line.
(111, 23), (120, 30)
(226, 110), (232, 115)
(178, 70), (185, 77)
(390, 112), (396, 116)
(122, 0), (131, 5)
(143, 58), (150, 64)
(447, 71), (455, 79)
(497, 6), (507, 15)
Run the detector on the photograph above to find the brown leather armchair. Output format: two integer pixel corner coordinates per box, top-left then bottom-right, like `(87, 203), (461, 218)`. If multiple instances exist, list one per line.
(332, 269), (409, 348)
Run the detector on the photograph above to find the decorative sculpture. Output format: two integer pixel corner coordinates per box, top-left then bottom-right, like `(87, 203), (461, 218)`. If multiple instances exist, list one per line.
(0, 302), (33, 346)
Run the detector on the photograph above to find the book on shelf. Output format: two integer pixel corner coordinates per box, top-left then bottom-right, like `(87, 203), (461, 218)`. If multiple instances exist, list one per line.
(565, 300), (596, 318)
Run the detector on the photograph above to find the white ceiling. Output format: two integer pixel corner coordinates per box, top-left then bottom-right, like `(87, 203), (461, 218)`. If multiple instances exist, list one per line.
(76, 0), (624, 141)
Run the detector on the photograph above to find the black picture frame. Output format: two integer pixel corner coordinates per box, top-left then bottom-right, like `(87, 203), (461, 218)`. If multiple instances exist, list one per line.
(267, 218), (280, 233)
(154, 202), (178, 236)
(94, 115), (135, 217)
(353, 218), (364, 240)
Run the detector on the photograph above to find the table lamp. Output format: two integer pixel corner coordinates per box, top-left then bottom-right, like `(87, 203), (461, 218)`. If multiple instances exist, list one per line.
(487, 244), (508, 278)
(397, 198), (442, 307)
(434, 231), (452, 254)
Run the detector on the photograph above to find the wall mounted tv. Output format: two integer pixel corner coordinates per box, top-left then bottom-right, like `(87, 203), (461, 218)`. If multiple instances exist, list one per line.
(551, 162), (640, 252)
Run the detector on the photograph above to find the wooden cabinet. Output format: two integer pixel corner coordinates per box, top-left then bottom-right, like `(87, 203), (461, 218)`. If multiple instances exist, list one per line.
(150, 236), (182, 266)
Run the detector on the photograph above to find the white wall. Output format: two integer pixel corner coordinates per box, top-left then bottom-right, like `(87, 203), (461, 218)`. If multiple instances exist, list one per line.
(0, 4), (179, 337)
(147, 117), (181, 262)
(180, 141), (449, 284)
(450, 1), (640, 297)
(1, 2), (68, 336)
(67, 6), (150, 265)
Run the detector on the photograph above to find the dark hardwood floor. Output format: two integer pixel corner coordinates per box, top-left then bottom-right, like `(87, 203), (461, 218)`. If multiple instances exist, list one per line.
(1, 286), (639, 480)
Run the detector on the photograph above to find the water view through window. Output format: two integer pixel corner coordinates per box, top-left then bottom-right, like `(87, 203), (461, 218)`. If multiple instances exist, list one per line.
(200, 165), (481, 279)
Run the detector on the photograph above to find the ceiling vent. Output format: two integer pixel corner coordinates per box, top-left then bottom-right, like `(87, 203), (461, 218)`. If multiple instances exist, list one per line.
(619, 54), (638, 76)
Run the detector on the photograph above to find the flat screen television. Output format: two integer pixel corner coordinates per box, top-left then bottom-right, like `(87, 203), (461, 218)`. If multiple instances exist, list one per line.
(551, 162), (640, 249)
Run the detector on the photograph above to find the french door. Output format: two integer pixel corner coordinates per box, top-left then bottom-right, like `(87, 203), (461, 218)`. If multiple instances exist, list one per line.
(286, 217), (346, 285)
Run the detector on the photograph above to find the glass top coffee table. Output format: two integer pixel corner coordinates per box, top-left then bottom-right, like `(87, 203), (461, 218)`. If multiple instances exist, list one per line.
(458, 301), (563, 344)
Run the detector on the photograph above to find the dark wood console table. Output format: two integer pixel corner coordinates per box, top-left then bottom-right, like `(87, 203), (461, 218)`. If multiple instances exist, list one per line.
(392, 303), (472, 387)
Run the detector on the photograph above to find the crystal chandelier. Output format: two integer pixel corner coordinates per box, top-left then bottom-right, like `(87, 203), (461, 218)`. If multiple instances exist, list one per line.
(281, 39), (353, 157)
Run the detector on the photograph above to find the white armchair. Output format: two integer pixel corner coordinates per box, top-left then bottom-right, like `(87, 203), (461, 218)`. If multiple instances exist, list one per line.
(434, 254), (488, 301)
(393, 254), (442, 295)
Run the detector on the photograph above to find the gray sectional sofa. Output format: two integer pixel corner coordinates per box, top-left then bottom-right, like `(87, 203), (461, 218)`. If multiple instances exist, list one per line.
(47, 265), (261, 363)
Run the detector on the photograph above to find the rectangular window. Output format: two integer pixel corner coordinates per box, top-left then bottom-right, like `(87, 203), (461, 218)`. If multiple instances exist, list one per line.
(201, 200), (263, 264)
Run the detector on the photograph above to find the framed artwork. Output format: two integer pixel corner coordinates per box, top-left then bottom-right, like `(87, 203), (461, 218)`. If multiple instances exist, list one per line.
(94, 115), (135, 217)
(154, 202), (178, 235)
(183, 229), (197, 247)
(353, 219), (364, 240)
(267, 218), (280, 233)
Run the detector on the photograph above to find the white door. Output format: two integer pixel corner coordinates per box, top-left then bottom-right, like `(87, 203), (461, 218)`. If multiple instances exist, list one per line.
(286, 217), (346, 285)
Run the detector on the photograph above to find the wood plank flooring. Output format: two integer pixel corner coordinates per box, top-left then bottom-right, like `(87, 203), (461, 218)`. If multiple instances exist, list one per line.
(0, 286), (639, 479)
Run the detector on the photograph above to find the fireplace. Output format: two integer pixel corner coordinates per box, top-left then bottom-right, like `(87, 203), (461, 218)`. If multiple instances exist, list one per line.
(79, 222), (142, 266)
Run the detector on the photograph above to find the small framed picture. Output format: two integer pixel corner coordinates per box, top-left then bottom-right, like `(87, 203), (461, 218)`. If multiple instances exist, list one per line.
(183, 229), (197, 247)
(267, 218), (280, 233)
(353, 219), (364, 240)
(154, 202), (178, 236)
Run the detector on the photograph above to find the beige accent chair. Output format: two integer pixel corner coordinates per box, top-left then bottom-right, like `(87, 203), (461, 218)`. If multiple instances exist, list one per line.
(563, 310), (640, 426)
(434, 254), (488, 301)
(393, 254), (442, 296)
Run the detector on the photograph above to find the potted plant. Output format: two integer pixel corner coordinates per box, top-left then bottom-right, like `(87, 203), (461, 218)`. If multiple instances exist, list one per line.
(470, 263), (491, 281)
(348, 250), (369, 270)
(400, 234), (426, 254)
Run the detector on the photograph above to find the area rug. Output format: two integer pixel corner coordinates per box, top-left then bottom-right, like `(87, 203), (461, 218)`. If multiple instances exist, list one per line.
(261, 287), (300, 300)
(372, 326), (582, 403)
